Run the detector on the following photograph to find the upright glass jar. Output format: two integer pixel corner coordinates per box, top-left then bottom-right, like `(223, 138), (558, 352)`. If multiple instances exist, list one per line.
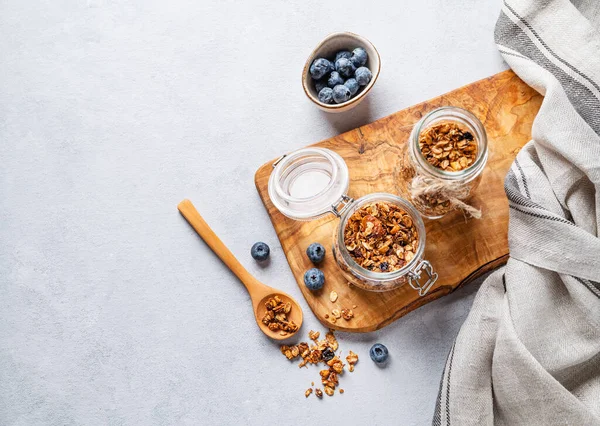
(398, 107), (488, 219)
(269, 147), (438, 295)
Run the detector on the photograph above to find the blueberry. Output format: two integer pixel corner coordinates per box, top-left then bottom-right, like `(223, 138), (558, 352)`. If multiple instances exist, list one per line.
(369, 343), (389, 363)
(344, 78), (359, 96)
(251, 242), (270, 261)
(327, 71), (344, 88)
(310, 58), (334, 80)
(315, 79), (328, 93)
(350, 47), (368, 67)
(306, 242), (326, 264)
(334, 57), (356, 78)
(335, 50), (353, 61)
(322, 347), (335, 361)
(332, 84), (351, 104)
(355, 67), (372, 86)
(304, 268), (325, 291)
(318, 87), (334, 104)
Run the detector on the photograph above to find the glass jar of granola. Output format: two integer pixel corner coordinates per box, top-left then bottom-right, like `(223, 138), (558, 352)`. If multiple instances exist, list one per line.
(398, 107), (488, 219)
(269, 147), (437, 295)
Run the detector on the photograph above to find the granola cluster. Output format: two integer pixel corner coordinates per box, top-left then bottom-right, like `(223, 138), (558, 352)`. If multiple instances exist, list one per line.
(280, 330), (358, 398)
(261, 296), (299, 337)
(418, 122), (478, 172)
(344, 202), (419, 273)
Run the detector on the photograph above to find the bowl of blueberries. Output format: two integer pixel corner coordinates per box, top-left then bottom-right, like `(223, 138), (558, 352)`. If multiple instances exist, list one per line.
(302, 32), (380, 112)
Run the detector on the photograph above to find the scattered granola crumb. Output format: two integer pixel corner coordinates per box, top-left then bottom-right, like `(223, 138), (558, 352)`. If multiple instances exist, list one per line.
(346, 351), (359, 372)
(339, 389), (345, 394)
(329, 291), (338, 302)
(341, 308), (354, 320)
(262, 295), (299, 334)
(352, 304), (357, 309)
(308, 330), (320, 341)
(280, 330), (355, 399)
(324, 314), (329, 319)
(331, 309), (341, 319)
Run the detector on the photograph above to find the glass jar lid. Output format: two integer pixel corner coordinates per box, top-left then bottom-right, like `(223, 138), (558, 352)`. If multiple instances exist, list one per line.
(268, 147), (350, 221)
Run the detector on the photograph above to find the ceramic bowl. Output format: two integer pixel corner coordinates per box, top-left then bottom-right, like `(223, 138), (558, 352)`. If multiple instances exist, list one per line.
(302, 32), (381, 113)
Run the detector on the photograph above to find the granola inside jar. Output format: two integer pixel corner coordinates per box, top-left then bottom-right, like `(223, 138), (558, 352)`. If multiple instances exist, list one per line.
(398, 107), (488, 219)
(332, 193), (435, 293)
(269, 148), (437, 295)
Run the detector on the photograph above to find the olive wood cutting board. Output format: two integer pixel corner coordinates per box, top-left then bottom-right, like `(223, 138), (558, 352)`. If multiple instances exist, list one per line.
(254, 70), (542, 332)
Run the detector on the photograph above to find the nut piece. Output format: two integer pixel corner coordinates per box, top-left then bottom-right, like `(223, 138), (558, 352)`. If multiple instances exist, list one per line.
(331, 309), (342, 319)
(315, 388), (323, 398)
(305, 388), (313, 398)
(329, 291), (338, 302)
(341, 308), (354, 320)
(325, 331), (339, 351)
(346, 351), (359, 372)
(324, 386), (335, 396)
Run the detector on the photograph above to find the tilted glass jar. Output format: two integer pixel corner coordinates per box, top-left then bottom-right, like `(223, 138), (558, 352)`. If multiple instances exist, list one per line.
(397, 107), (489, 219)
(268, 147), (438, 295)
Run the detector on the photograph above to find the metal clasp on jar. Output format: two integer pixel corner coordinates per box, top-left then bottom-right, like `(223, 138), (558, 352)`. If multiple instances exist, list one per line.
(331, 195), (354, 218)
(408, 260), (438, 296)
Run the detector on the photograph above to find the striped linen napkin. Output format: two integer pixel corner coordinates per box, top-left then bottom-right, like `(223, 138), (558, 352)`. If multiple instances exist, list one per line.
(433, 0), (600, 424)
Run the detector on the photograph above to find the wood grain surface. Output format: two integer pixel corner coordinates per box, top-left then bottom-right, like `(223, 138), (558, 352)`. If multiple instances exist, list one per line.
(254, 70), (542, 332)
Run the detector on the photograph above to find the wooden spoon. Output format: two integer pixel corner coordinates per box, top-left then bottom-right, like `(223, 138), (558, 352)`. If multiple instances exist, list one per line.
(177, 199), (303, 340)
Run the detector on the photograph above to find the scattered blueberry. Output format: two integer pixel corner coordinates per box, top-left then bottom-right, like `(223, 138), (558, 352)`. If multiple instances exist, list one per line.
(379, 261), (389, 272)
(350, 47), (368, 67)
(344, 78), (359, 96)
(335, 50), (353, 61)
(250, 242), (270, 261)
(315, 79), (328, 93)
(322, 347), (335, 361)
(332, 84), (351, 104)
(306, 242), (326, 264)
(335, 57), (356, 78)
(310, 58), (334, 80)
(318, 87), (334, 104)
(304, 268), (325, 291)
(369, 343), (389, 363)
(327, 71), (344, 88)
(355, 67), (372, 86)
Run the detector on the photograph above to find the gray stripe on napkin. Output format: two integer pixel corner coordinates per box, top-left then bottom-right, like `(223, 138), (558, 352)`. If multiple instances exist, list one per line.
(495, 12), (600, 134)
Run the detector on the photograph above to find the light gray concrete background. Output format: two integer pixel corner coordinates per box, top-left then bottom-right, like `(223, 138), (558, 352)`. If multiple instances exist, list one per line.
(0, 0), (508, 425)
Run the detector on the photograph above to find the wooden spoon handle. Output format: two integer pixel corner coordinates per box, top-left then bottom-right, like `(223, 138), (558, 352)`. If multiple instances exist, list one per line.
(177, 199), (261, 294)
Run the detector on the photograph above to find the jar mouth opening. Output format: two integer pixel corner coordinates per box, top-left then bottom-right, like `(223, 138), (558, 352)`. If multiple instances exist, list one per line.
(411, 106), (488, 181)
(336, 193), (426, 280)
(268, 147), (350, 221)
(271, 148), (338, 204)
